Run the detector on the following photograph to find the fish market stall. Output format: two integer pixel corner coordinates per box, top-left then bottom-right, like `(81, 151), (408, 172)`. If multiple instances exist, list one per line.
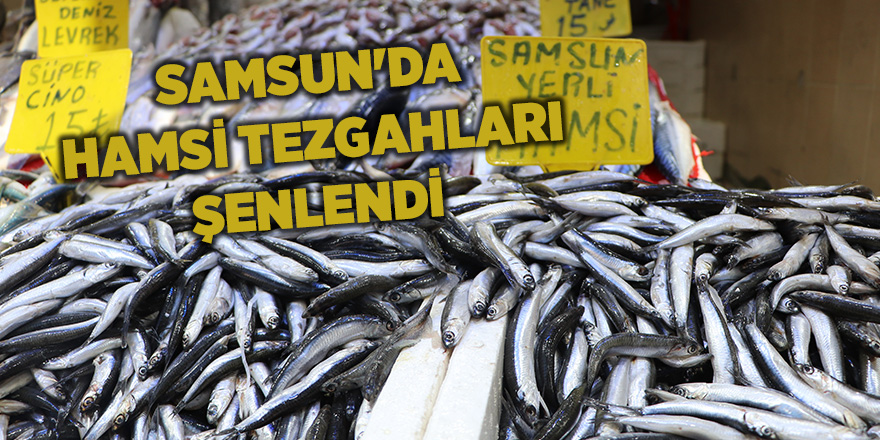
(0, 1), (876, 440)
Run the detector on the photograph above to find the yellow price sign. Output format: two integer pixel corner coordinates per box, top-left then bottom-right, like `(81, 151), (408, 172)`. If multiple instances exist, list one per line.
(6, 49), (133, 179)
(541, 0), (632, 38)
(481, 36), (652, 168)
(36, 0), (129, 58)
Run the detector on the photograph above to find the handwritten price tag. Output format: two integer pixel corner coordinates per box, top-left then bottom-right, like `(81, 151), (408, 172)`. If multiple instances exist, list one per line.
(481, 36), (652, 168)
(6, 49), (132, 179)
(541, 0), (632, 38)
(36, 0), (129, 58)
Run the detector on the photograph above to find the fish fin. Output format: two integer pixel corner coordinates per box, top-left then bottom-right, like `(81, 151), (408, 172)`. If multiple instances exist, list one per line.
(786, 175), (804, 186)
(644, 388), (684, 402)
(537, 393), (550, 418)
(582, 397), (639, 416)
(530, 196), (566, 216)
(240, 349), (251, 386)
(211, 428), (239, 439)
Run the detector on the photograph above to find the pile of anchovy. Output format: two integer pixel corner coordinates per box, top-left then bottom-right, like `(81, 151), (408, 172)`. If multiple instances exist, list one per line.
(0, 168), (879, 440)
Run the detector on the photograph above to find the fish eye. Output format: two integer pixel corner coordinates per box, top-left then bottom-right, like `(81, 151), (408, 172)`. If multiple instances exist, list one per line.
(871, 342), (880, 351)
(443, 331), (455, 345)
(389, 293), (401, 302)
(324, 383), (337, 393)
(671, 387), (687, 397)
(757, 425), (775, 438)
(687, 345), (698, 354)
(800, 364), (814, 374)
(114, 415), (126, 426)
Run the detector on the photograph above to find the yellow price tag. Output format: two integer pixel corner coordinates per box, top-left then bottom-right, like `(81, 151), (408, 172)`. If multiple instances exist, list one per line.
(36, 0), (129, 58)
(481, 36), (652, 168)
(6, 49), (133, 179)
(541, 0), (632, 38)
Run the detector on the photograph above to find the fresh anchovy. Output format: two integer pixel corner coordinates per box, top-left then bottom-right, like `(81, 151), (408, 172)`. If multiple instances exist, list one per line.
(540, 171), (637, 192)
(468, 267), (499, 317)
(0, 236), (66, 294)
(551, 199), (638, 217)
(0, 263), (121, 314)
(796, 363), (880, 424)
(586, 221), (666, 245)
(769, 233), (819, 280)
(640, 399), (866, 440)
(238, 239), (320, 284)
(523, 242), (583, 268)
(563, 229), (649, 282)
(618, 414), (755, 440)
(539, 272), (577, 325)
(669, 243), (695, 332)
(88, 282), (139, 343)
(671, 382), (831, 423)
(743, 323), (865, 429)
(535, 304), (581, 408)
(233, 341), (375, 433)
(694, 251), (717, 287)
(758, 207), (851, 224)
(258, 236), (348, 284)
(332, 258), (434, 278)
(838, 320), (880, 356)
(826, 265), (852, 295)
(43, 338), (123, 370)
(825, 224), (880, 288)
(375, 222), (455, 274)
(787, 291), (880, 325)
(649, 249), (675, 329)
(563, 230), (661, 320)
(587, 334), (708, 387)
(176, 341), (289, 410)
(648, 214), (775, 251)
(304, 275), (401, 317)
(270, 315), (391, 398)
(471, 221), (536, 292)
(505, 275), (549, 423)
(487, 284), (520, 321)
(441, 280), (472, 348)
(800, 305), (845, 382)
(149, 219), (180, 264)
(457, 201), (545, 225)
(697, 285), (739, 383)
(769, 274), (867, 311)
(788, 311), (813, 367)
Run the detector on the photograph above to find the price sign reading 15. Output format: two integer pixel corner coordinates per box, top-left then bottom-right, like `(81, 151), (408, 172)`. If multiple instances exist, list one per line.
(542, 0), (632, 38)
(6, 49), (132, 169)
